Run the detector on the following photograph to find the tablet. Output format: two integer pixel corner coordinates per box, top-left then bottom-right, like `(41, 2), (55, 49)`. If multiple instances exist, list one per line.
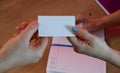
(95, 0), (120, 15)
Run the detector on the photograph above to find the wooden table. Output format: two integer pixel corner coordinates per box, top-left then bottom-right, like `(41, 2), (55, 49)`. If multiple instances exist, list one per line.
(0, 0), (120, 73)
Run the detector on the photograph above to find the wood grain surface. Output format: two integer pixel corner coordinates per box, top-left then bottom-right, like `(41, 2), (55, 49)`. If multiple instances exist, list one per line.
(0, 0), (120, 73)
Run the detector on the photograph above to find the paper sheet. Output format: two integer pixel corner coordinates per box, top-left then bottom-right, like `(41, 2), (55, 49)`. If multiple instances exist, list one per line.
(38, 16), (75, 37)
(47, 46), (106, 73)
(47, 29), (106, 73)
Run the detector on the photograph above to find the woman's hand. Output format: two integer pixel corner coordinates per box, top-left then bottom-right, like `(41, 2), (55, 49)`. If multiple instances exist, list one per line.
(68, 26), (112, 62)
(0, 21), (48, 73)
(75, 14), (103, 32)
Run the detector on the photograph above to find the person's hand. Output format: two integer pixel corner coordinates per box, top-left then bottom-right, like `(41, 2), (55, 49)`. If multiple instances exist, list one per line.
(75, 14), (103, 32)
(68, 26), (113, 61)
(0, 21), (48, 72)
(14, 21), (41, 47)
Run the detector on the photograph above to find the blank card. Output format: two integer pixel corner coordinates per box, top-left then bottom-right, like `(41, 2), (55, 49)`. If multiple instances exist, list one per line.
(38, 16), (75, 37)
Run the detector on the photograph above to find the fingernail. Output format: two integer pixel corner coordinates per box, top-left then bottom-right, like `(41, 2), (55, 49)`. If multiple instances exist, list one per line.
(72, 27), (78, 32)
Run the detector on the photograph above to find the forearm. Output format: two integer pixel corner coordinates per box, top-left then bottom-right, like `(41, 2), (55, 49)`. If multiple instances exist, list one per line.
(0, 61), (8, 73)
(0, 52), (8, 73)
(108, 48), (120, 68)
(0, 51), (14, 73)
(0, 53), (6, 73)
(98, 10), (120, 28)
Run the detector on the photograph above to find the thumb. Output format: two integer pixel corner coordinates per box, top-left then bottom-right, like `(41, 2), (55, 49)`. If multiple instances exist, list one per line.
(75, 13), (92, 24)
(18, 21), (38, 44)
(36, 37), (48, 57)
(72, 26), (94, 41)
(75, 14), (83, 24)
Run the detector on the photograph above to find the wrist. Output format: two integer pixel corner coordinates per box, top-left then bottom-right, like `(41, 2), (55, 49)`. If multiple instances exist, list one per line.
(99, 47), (113, 62)
(0, 50), (15, 73)
(0, 52), (6, 73)
(108, 49), (120, 67)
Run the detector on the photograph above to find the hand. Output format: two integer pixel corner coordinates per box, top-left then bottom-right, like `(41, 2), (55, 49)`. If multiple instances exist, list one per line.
(0, 21), (48, 72)
(75, 14), (102, 32)
(14, 21), (41, 47)
(74, 13), (120, 67)
(68, 26), (113, 61)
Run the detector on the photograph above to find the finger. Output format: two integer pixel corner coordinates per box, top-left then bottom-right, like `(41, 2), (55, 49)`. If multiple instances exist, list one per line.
(29, 31), (39, 46)
(21, 22), (29, 29)
(30, 31), (38, 41)
(75, 14), (88, 24)
(16, 26), (22, 31)
(30, 38), (38, 47)
(75, 14), (83, 24)
(72, 26), (94, 41)
(38, 37), (48, 50)
(15, 22), (29, 35)
(75, 13), (92, 24)
(36, 37), (48, 56)
(16, 22), (28, 31)
(13, 33), (19, 37)
(18, 20), (38, 44)
(68, 37), (82, 48)
(68, 37), (88, 53)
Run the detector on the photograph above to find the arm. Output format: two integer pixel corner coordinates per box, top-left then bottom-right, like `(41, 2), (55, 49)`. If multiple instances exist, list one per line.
(75, 10), (120, 32)
(95, 10), (120, 67)
(109, 49), (120, 68)
(98, 10), (120, 29)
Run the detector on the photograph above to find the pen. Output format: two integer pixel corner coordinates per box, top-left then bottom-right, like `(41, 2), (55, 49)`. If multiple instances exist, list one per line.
(51, 44), (73, 47)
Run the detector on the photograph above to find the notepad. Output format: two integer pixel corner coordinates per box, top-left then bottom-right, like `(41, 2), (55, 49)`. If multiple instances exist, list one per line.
(46, 29), (106, 73)
(38, 16), (75, 37)
(47, 46), (106, 73)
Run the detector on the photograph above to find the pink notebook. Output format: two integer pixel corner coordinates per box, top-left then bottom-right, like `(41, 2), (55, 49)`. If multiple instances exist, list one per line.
(47, 29), (106, 73)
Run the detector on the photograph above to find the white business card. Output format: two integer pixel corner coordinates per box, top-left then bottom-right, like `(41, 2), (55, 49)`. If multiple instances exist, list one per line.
(38, 16), (75, 37)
